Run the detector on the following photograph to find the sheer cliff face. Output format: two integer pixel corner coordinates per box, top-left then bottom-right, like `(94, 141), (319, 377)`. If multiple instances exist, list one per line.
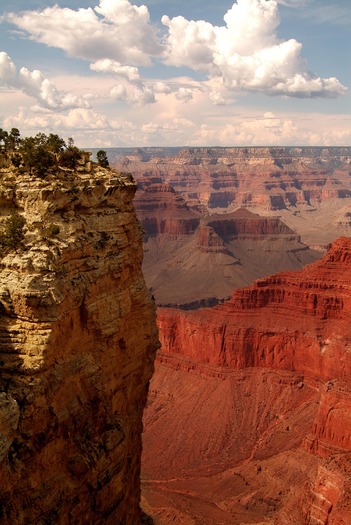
(157, 237), (351, 381)
(0, 168), (158, 524)
(142, 238), (351, 525)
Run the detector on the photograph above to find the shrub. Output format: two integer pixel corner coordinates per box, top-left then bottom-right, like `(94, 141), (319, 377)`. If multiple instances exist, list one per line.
(19, 136), (56, 177)
(11, 154), (22, 168)
(1, 128), (87, 177)
(0, 213), (26, 252)
(46, 223), (60, 236)
(96, 150), (109, 168)
(59, 146), (82, 169)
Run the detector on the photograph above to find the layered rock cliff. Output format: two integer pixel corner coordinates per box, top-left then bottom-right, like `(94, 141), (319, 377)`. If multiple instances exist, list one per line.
(114, 146), (351, 250)
(135, 183), (319, 307)
(114, 146), (351, 212)
(157, 237), (351, 381)
(142, 237), (351, 525)
(0, 165), (158, 524)
(134, 183), (200, 237)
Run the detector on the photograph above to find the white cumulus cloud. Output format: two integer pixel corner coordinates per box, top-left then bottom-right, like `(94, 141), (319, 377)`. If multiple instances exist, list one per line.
(5, 0), (161, 66)
(110, 83), (155, 106)
(175, 87), (194, 102)
(161, 0), (347, 99)
(4, 0), (347, 103)
(153, 81), (171, 95)
(90, 59), (141, 82)
(0, 52), (90, 110)
(0, 51), (16, 82)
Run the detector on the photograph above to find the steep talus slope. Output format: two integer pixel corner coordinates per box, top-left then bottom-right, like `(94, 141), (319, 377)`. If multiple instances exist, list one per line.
(135, 183), (319, 307)
(142, 237), (351, 525)
(143, 364), (321, 525)
(0, 166), (158, 524)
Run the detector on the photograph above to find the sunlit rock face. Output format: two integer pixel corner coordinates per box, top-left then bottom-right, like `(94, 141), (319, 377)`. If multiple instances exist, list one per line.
(157, 237), (351, 378)
(142, 237), (351, 525)
(0, 166), (158, 524)
(114, 146), (351, 212)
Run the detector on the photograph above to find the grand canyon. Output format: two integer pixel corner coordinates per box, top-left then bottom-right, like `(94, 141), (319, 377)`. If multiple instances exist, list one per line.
(0, 143), (351, 524)
(1, 0), (350, 522)
(113, 147), (351, 524)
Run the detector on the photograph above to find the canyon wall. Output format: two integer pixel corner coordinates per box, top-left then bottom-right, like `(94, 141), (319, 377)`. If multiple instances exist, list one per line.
(157, 237), (351, 381)
(142, 237), (351, 525)
(114, 146), (351, 250)
(114, 146), (351, 212)
(135, 183), (319, 306)
(0, 166), (158, 524)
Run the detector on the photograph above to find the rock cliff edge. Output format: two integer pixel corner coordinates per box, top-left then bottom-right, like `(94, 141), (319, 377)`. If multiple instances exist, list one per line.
(0, 165), (158, 524)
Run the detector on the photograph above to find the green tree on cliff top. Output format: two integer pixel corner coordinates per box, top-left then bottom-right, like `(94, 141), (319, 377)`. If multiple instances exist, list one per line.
(96, 150), (109, 168)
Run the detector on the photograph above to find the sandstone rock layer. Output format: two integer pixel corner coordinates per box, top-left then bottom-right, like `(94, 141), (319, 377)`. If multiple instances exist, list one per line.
(0, 167), (158, 524)
(114, 146), (351, 249)
(115, 146), (351, 212)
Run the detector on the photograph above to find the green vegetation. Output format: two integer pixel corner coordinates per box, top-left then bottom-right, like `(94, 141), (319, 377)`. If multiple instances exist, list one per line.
(59, 146), (82, 170)
(96, 150), (109, 168)
(0, 128), (111, 178)
(45, 223), (60, 237)
(17, 133), (83, 176)
(0, 128), (21, 153)
(0, 213), (26, 252)
(19, 136), (56, 177)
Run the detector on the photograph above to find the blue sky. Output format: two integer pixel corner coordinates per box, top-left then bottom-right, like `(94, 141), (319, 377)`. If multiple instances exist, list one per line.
(0, 0), (350, 147)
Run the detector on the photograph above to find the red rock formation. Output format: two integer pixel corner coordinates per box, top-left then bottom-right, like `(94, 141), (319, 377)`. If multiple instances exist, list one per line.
(304, 382), (351, 455)
(134, 183), (200, 236)
(114, 147), (351, 212)
(0, 167), (158, 524)
(142, 361), (322, 525)
(142, 237), (351, 524)
(205, 207), (294, 238)
(196, 224), (230, 254)
(157, 237), (351, 380)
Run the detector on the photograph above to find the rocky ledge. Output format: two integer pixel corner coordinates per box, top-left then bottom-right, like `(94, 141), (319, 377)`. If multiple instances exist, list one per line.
(0, 165), (158, 524)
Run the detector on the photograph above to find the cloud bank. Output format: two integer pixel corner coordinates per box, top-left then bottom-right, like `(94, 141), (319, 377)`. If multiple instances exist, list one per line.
(0, 0), (349, 147)
(4, 0), (347, 104)
(5, 0), (161, 66)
